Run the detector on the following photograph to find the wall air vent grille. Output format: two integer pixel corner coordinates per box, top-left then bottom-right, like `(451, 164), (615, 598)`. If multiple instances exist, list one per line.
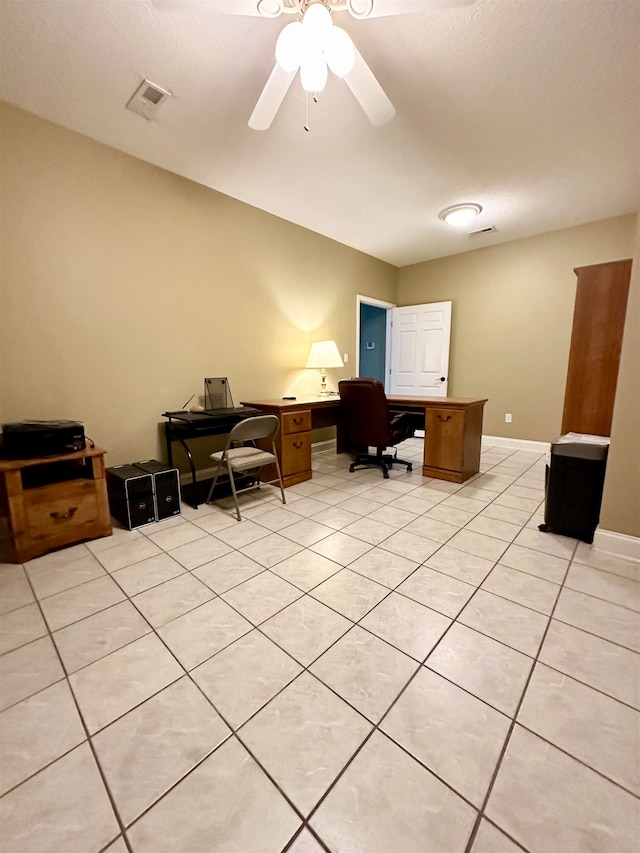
(126, 79), (172, 120)
(467, 225), (497, 237)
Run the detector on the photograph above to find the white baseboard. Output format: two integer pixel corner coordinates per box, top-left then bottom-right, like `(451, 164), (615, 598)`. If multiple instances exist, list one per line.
(313, 435), (549, 457)
(184, 435), (546, 477)
(482, 435), (549, 454)
(179, 467), (216, 484)
(593, 529), (640, 562)
(312, 439), (337, 455)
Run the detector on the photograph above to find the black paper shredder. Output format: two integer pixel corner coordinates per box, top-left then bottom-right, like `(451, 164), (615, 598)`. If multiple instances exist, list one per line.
(539, 435), (609, 544)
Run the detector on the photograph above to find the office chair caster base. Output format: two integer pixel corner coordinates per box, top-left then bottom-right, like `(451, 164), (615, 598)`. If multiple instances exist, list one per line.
(348, 453), (413, 478)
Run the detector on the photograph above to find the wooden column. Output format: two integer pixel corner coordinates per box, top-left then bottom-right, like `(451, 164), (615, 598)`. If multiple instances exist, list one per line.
(561, 259), (632, 437)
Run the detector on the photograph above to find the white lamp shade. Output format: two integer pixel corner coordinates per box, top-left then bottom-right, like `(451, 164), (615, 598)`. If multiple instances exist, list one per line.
(306, 340), (344, 369)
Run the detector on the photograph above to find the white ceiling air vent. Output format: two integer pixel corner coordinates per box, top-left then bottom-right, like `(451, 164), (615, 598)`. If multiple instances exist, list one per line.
(126, 79), (172, 120)
(467, 225), (497, 237)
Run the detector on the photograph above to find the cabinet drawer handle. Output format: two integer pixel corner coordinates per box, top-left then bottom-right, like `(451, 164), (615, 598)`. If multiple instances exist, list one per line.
(293, 440), (304, 449)
(50, 507), (78, 521)
(437, 414), (451, 422)
(292, 417), (304, 425)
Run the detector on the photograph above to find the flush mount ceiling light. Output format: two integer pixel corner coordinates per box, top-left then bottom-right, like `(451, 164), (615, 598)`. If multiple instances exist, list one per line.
(439, 203), (483, 227)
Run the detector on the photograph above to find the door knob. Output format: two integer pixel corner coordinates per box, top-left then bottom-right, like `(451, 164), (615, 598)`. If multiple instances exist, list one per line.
(440, 376), (446, 381)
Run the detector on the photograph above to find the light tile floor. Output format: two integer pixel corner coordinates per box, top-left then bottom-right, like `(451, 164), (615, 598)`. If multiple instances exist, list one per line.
(1, 439), (639, 852)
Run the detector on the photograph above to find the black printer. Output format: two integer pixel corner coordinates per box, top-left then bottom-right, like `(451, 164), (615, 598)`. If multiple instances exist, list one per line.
(0, 420), (86, 459)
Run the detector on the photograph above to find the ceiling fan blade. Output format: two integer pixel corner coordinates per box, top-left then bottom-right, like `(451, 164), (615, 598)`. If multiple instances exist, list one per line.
(152, 1), (275, 16)
(248, 64), (297, 130)
(348, 0), (475, 18)
(343, 47), (395, 126)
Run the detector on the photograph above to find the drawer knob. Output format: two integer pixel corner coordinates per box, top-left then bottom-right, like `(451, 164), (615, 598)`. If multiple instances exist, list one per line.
(50, 507), (78, 521)
(293, 417), (303, 425)
(438, 414), (451, 422)
(293, 440), (303, 449)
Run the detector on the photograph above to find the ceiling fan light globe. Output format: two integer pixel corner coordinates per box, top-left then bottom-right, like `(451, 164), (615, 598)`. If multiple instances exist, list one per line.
(301, 55), (328, 92)
(275, 21), (303, 72)
(303, 3), (333, 35)
(325, 26), (356, 77)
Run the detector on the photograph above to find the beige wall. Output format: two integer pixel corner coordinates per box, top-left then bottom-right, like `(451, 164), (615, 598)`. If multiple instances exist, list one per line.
(398, 215), (637, 442)
(399, 215), (639, 538)
(600, 222), (640, 538)
(1, 101), (638, 538)
(0, 102), (397, 468)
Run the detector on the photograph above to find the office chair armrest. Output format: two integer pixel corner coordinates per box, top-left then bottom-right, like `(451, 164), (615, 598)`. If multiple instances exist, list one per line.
(390, 412), (412, 428)
(389, 410), (415, 443)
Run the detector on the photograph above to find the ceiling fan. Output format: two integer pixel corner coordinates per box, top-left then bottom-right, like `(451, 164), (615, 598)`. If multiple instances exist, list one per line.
(154, 0), (475, 130)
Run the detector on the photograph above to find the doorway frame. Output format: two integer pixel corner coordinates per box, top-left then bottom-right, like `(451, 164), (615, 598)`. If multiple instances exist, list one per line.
(356, 294), (396, 391)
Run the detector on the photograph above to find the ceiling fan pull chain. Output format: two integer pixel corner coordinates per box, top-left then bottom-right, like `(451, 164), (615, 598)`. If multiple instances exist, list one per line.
(304, 90), (311, 131)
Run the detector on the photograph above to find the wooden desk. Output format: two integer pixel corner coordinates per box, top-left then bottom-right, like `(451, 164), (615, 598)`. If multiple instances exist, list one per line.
(242, 396), (487, 486)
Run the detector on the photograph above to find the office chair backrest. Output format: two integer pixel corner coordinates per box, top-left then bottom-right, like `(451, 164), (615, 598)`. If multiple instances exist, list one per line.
(339, 378), (392, 448)
(228, 414), (279, 444)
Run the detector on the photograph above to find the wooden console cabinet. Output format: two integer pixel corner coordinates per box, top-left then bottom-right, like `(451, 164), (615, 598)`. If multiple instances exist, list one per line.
(0, 446), (112, 563)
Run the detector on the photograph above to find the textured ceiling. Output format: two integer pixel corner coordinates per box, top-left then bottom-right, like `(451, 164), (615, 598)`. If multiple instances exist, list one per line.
(1, 0), (638, 266)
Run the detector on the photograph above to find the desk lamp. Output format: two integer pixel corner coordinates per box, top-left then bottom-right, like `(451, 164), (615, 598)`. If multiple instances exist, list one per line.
(306, 340), (344, 396)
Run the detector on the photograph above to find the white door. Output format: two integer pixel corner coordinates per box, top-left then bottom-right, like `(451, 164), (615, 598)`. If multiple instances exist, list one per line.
(389, 301), (452, 396)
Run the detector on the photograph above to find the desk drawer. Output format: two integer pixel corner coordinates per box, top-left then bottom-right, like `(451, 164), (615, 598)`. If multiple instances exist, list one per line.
(425, 408), (465, 472)
(281, 433), (311, 477)
(24, 480), (102, 550)
(281, 410), (311, 435)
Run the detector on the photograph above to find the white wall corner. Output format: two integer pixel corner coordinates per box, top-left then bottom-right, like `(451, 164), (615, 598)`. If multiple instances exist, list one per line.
(592, 528), (640, 562)
(482, 435), (550, 454)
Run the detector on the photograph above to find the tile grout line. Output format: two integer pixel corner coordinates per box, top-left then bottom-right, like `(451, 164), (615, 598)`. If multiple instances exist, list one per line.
(75, 541), (358, 848)
(16, 564), (135, 853)
(3, 443), (633, 852)
(461, 536), (578, 853)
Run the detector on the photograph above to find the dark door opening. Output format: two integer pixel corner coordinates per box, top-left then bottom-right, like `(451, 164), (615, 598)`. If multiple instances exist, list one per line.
(359, 303), (387, 384)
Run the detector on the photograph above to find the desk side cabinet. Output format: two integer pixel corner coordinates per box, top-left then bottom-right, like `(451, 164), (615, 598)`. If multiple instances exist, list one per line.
(0, 447), (112, 563)
(423, 402), (485, 483)
(280, 410), (312, 485)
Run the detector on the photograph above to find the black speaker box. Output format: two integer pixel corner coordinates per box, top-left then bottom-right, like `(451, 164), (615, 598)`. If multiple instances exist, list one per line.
(133, 460), (181, 521)
(106, 465), (156, 530)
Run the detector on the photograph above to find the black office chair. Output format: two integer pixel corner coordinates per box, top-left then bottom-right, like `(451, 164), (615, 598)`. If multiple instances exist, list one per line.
(338, 378), (414, 478)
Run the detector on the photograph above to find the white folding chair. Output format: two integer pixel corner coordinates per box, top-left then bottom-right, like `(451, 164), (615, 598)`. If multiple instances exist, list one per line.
(205, 415), (286, 521)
